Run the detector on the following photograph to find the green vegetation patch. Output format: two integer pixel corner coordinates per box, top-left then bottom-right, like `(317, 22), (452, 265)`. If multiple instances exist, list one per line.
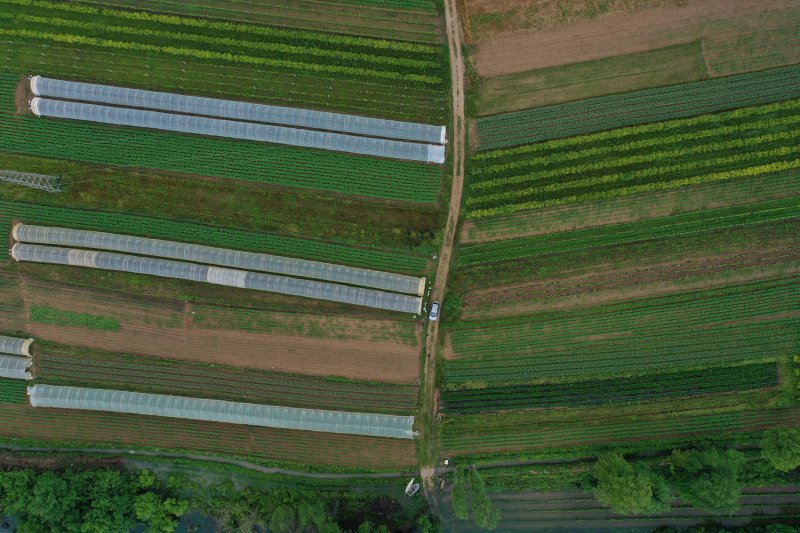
(0, 378), (27, 404)
(30, 305), (121, 331)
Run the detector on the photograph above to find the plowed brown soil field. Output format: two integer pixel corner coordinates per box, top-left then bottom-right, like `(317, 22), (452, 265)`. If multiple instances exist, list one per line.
(19, 279), (421, 383)
(472, 0), (798, 77)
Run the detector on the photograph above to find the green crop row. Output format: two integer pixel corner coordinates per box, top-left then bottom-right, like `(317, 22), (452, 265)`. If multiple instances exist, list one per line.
(458, 196), (800, 266)
(440, 406), (799, 456)
(0, 199), (428, 275)
(475, 64), (800, 149)
(445, 279), (798, 385)
(467, 159), (800, 218)
(1, 0), (439, 55)
(0, 75), (442, 203)
(0, 378), (27, 404)
(441, 362), (779, 413)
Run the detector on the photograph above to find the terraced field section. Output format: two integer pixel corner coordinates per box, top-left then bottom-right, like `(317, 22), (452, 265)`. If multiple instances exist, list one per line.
(0, 75), (441, 202)
(0, 0), (448, 121)
(440, 66), (800, 479)
(81, 0), (442, 42)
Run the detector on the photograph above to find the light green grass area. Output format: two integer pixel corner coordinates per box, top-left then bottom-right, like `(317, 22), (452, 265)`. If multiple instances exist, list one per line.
(30, 305), (121, 331)
(477, 42), (709, 115)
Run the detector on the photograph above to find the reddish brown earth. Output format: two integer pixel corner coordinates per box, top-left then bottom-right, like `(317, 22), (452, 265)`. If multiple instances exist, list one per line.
(20, 279), (420, 383)
(472, 0), (797, 77)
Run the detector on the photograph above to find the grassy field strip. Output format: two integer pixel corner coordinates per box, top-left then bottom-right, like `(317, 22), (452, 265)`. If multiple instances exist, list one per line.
(29, 305), (121, 331)
(191, 304), (419, 346)
(462, 171), (800, 244)
(440, 407), (800, 456)
(445, 279), (798, 384)
(0, 0), (449, 121)
(0, 201), (428, 276)
(475, 64), (800, 149)
(34, 342), (418, 415)
(457, 197), (800, 266)
(79, 0), (440, 42)
(475, 42), (709, 115)
(0, 76), (443, 203)
(440, 362), (779, 413)
(0, 403), (417, 469)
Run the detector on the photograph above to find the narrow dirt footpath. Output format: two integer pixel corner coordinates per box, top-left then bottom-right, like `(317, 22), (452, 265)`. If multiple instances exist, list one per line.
(420, 0), (467, 494)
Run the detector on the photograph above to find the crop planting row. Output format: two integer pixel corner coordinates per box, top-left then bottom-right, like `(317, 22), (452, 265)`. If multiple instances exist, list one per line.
(466, 99), (800, 217)
(440, 362), (779, 413)
(0, 0), (449, 121)
(475, 64), (800, 149)
(440, 406), (800, 456)
(0, 77), (442, 203)
(81, 0), (441, 43)
(0, 378), (26, 404)
(35, 344), (418, 414)
(458, 196), (800, 266)
(0, 403), (417, 469)
(444, 279), (797, 384)
(0, 199), (428, 274)
(463, 170), (800, 244)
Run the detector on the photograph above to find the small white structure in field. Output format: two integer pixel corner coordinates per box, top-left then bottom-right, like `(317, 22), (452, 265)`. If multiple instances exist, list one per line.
(405, 478), (420, 497)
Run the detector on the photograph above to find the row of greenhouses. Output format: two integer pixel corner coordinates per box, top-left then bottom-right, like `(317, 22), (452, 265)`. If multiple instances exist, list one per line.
(29, 76), (446, 164)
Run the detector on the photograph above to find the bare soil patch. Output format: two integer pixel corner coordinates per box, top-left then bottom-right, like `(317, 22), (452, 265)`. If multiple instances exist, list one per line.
(472, 0), (797, 77)
(19, 278), (420, 383)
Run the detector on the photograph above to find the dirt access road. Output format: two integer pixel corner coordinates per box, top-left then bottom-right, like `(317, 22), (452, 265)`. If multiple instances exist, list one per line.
(420, 0), (467, 492)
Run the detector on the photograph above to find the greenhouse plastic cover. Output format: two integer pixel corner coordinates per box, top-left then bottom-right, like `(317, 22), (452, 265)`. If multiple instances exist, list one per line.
(0, 354), (32, 380)
(11, 244), (423, 314)
(14, 224), (425, 296)
(28, 385), (415, 439)
(30, 98), (446, 164)
(31, 76), (446, 145)
(0, 335), (33, 357)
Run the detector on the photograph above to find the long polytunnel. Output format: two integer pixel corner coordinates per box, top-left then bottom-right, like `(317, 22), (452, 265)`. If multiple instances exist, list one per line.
(0, 355), (32, 380)
(27, 385), (415, 439)
(13, 224), (426, 296)
(0, 335), (33, 357)
(30, 98), (446, 164)
(11, 244), (423, 314)
(30, 76), (447, 145)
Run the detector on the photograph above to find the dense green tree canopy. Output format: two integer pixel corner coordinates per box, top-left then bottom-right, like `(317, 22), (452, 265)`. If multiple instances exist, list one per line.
(761, 426), (800, 472)
(667, 447), (746, 513)
(594, 452), (661, 515)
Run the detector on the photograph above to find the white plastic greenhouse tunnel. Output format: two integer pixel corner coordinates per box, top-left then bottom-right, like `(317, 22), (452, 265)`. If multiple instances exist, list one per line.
(12, 223), (426, 296)
(10, 243), (424, 314)
(30, 75), (447, 145)
(0, 335), (34, 380)
(27, 385), (416, 439)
